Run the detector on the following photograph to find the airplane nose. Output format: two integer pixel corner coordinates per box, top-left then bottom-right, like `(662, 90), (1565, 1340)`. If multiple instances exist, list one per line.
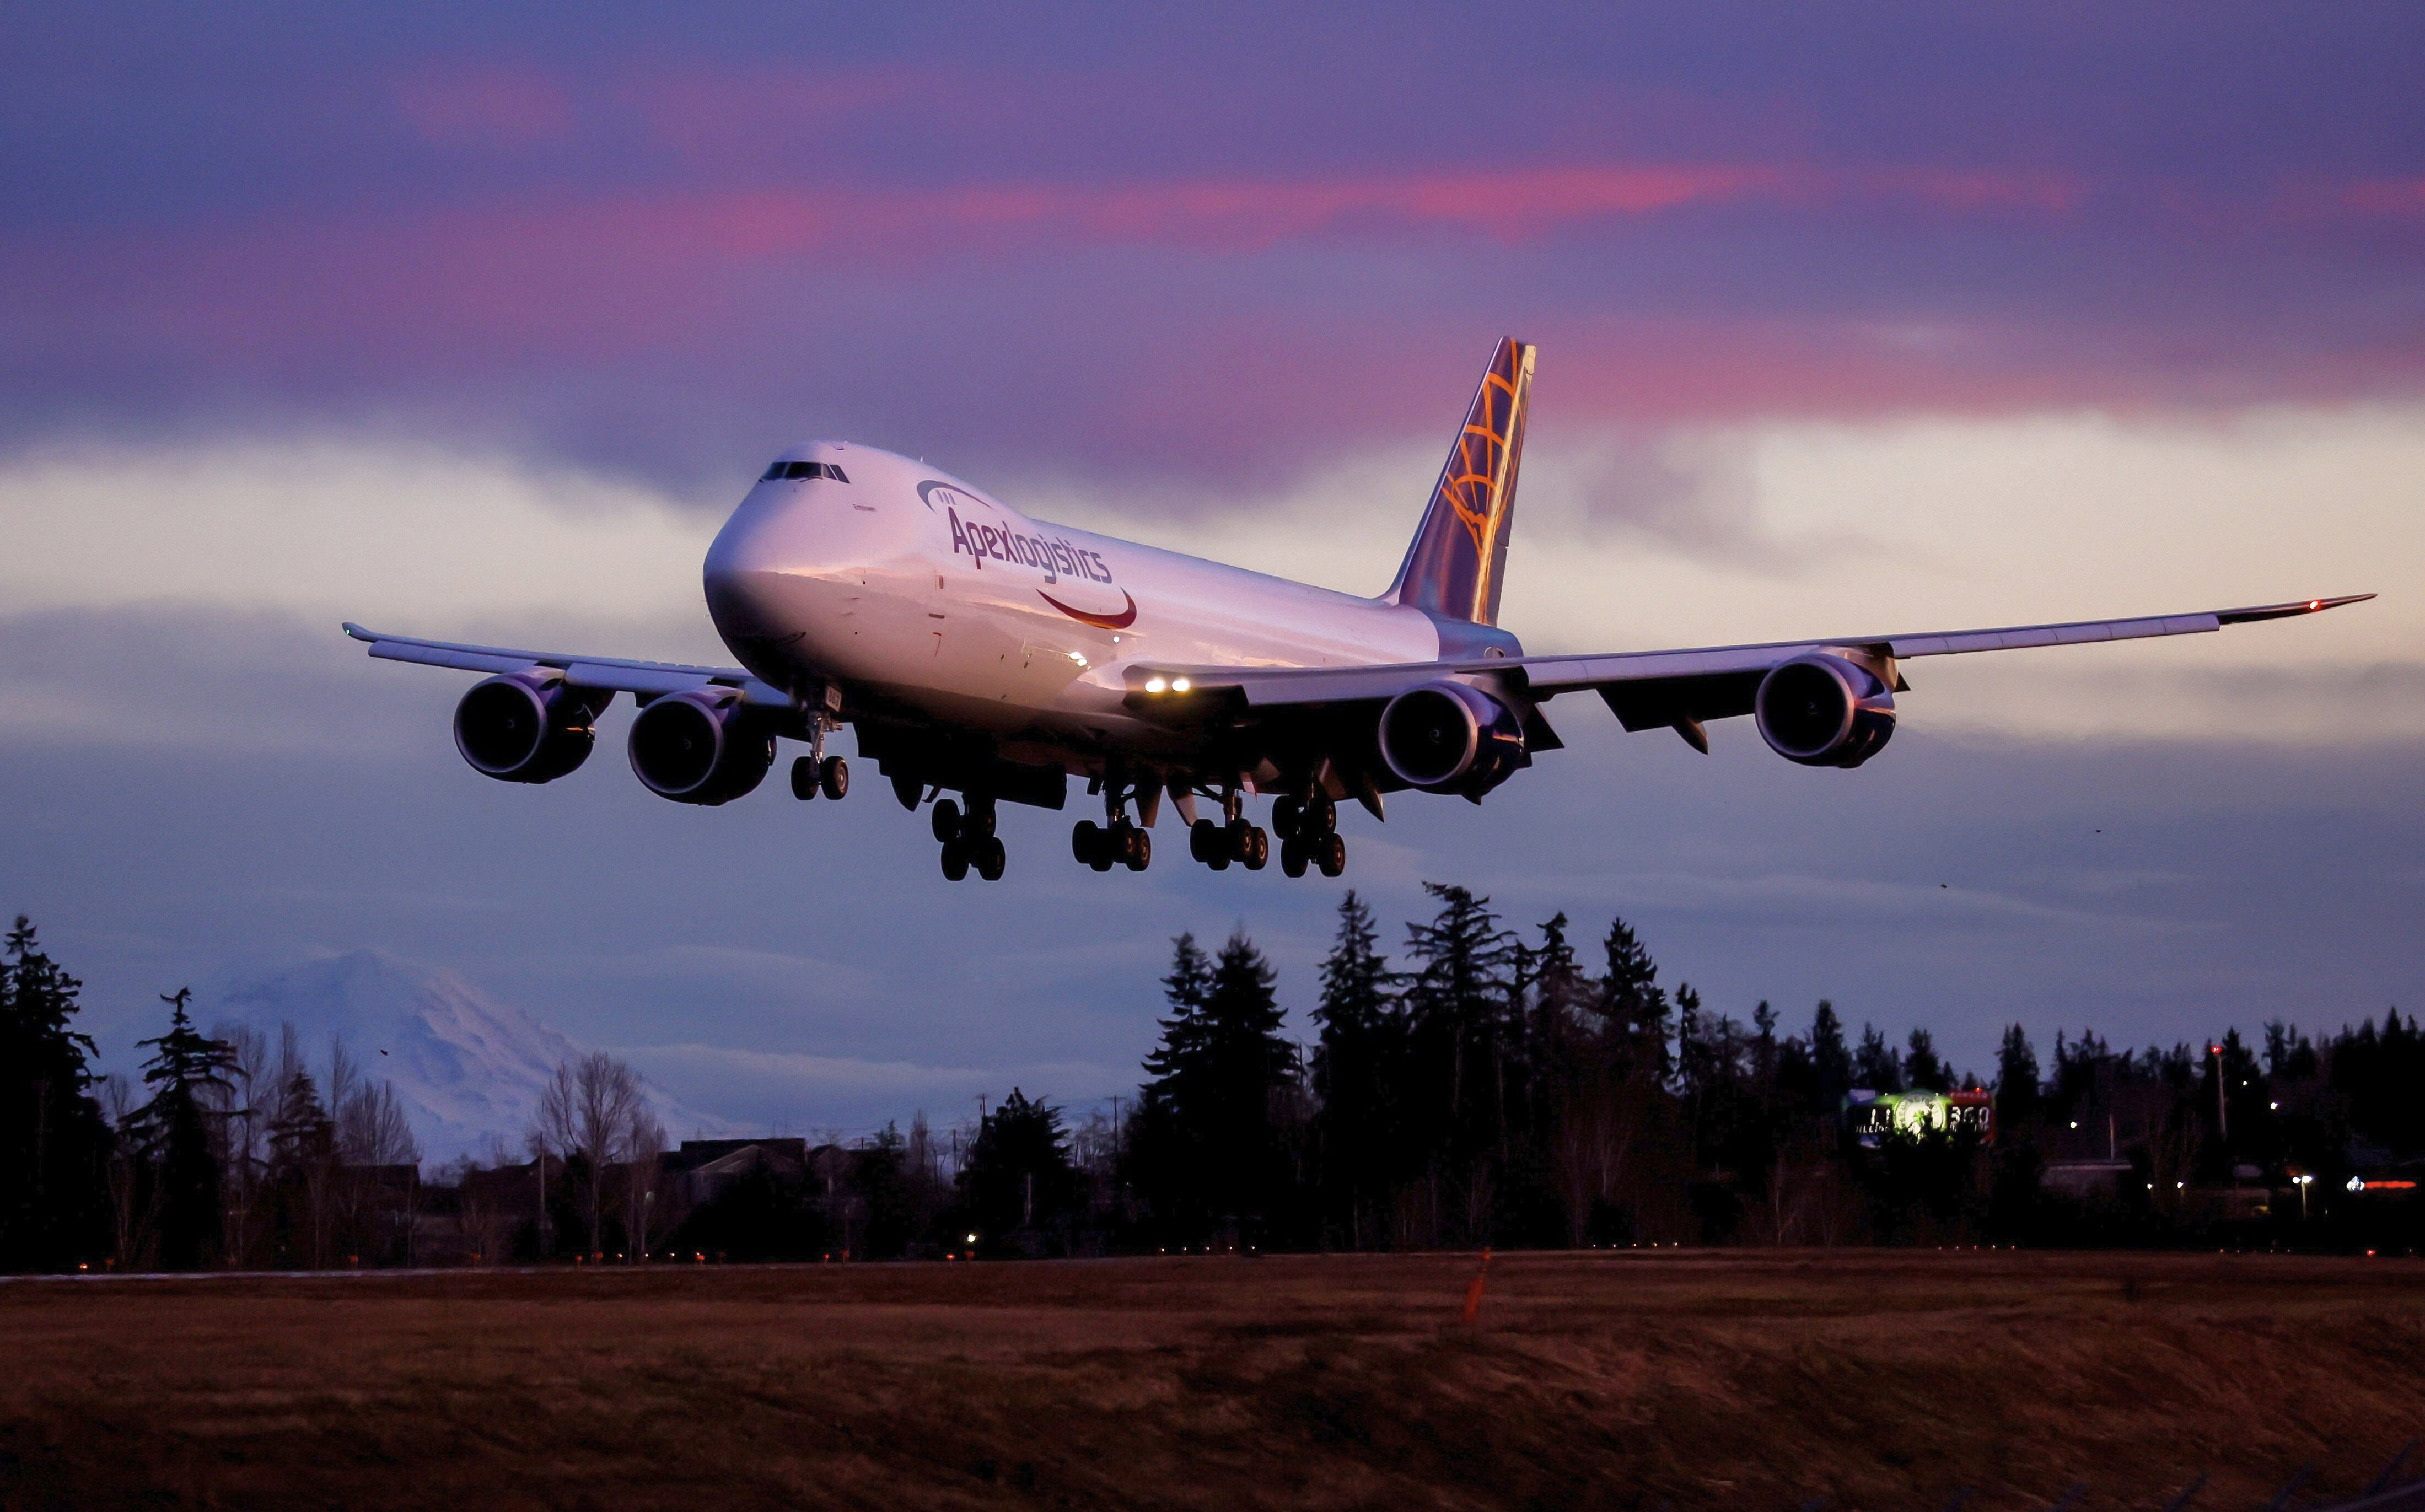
(702, 497), (792, 644)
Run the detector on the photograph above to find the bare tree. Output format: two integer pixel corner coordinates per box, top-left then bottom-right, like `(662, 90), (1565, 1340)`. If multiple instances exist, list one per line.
(532, 1052), (647, 1258)
(100, 1074), (149, 1269)
(621, 1106), (666, 1262)
(208, 1022), (270, 1266)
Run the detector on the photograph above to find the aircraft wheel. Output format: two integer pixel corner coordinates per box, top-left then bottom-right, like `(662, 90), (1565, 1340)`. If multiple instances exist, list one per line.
(940, 841), (971, 881)
(1123, 826), (1152, 871)
(976, 836), (1007, 881)
(963, 803), (997, 841)
(933, 799), (963, 844)
(1280, 840), (1309, 878)
(819, 756), (849, 800)
(1304, 795), (1337, 837)
(1073, 819), (1100, 865)
(1315, 833), (1346, 878)
(791, 756), (820, 801)
(1227, 819), (1255, 862)
(1190, 818), (1220, 863)
(1243, 826), (1270, 871)
(1272, 797), (1301, 840)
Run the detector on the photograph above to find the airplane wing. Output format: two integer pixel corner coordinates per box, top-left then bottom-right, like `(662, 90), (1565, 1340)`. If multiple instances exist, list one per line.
(1121, 595), (2375, 734)
(341, 623), (797, 708)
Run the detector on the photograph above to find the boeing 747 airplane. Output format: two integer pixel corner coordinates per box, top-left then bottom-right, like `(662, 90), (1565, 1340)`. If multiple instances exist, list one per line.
(349, 338), (2369, 881)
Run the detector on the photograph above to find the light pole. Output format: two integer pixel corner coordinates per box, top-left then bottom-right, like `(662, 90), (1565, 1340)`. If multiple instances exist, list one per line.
(2293, 1173), (2314, 1219)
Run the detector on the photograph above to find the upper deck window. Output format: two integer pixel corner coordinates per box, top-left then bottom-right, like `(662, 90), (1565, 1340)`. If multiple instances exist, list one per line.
(761, 460), (851, 483)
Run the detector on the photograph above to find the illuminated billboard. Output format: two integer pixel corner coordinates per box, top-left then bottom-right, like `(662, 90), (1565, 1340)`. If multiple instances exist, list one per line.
(1845, 1088), (1994, 1148)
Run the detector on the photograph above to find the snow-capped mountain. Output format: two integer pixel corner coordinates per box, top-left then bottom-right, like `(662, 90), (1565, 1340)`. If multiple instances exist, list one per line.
(204, 951), (718, 1167)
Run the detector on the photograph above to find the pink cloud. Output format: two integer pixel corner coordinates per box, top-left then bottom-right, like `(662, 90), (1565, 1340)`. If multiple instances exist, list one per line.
(394, 67), (578, 148)
(2338, 179), (2425, 218)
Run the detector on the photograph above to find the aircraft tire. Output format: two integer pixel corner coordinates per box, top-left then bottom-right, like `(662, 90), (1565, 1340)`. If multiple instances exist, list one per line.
(1243, 827), (1269, 870)
(1123, 826), (1151, 871)
(933, 799), (963, 844)
(1315, 833), (1346, 878)
(940, 841), (971, 881)
(976, 836), (1007, 881)
(1072, 820), (1100, 864)
(1280, 840), (1309, 878)
(1190, 818), (1220, 863)
(1227, 819), (1254, 862)
(1304, 795), (1336, 837)
(964, 804), (996, 841)
(791, 756), (820, 801)
(819, 756), (849, 800)
(1272, 797), (1300, 839)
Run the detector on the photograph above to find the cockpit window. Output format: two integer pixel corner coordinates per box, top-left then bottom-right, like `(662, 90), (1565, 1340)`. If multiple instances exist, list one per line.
(761, 460), (851, 483)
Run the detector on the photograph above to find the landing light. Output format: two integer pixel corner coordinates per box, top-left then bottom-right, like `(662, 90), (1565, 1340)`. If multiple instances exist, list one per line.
(1172, 677), (1191, 692)
(1068, 651), (1086, 664)
(1144, 676), (1167, 693)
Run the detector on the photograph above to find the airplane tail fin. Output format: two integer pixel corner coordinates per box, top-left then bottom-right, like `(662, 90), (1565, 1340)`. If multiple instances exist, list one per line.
(1383, 336), (1535, 626)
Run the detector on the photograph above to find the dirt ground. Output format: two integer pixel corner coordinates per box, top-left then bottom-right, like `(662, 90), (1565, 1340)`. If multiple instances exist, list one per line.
(2, 1250), (2421, 1511)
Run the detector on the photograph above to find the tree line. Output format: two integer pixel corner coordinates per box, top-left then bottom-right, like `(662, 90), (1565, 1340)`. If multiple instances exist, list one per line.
(6, 897), (2421, 1272)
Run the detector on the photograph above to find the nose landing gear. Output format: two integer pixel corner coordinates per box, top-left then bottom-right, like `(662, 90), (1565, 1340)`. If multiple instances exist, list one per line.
(791, 755), (849, 800)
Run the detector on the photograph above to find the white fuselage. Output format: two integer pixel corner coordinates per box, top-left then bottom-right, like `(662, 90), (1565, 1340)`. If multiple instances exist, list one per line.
(703, 443), (1442, 757)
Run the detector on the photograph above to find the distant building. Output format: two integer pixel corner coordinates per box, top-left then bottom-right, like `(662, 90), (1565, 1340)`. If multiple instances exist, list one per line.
(658, 1138), (811, 1207)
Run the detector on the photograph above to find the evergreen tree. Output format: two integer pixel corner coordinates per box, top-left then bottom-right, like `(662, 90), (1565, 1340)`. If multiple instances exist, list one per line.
(1403, 885), (1518, 1237)
(1599, 916), (1672, 1084)
(1310, 892), (1397, 1247)
(959, 1089), (1080, 1253)
(1127, 930), (1301, 1244)
(1904, 1028), (1951, 1093)
(1993, 1025), (2040, 1131)
(0, 918), (114, 1269)
(266, 1063), (335, 1267)
(130, 988), (237, 1270)
(1855, 1023), (1905, 1093)
(1809, 1000), (1852, 1111)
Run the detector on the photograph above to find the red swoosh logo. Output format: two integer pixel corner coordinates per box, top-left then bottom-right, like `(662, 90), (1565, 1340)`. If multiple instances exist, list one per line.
(1038, 588), (1137, 630)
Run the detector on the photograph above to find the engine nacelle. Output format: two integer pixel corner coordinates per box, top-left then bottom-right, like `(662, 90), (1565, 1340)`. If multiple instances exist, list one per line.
(1378, 680), (1529, 797)
(453, 673), (606, 784)
(1755, 654), (1896, 768)
(627, 687), (775, 805)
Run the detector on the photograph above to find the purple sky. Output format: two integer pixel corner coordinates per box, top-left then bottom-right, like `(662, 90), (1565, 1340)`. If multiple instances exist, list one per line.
(2, 4), (2418, 1137)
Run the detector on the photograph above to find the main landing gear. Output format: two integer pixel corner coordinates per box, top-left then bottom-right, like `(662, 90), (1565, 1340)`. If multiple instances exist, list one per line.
(1189, 813), (1268, 871)
(1072, 818), (1150, 873)
(1272, 793), (1346, 878)
(932, 797), (1006, 882)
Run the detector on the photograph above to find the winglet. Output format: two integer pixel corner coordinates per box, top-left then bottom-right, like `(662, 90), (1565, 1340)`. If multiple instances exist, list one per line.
(2214, 594), (2375, 625)
(342, 622), (374, 642)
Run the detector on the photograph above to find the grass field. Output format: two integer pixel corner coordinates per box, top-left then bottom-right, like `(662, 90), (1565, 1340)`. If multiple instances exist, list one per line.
(3, 1250), (2422, 1511)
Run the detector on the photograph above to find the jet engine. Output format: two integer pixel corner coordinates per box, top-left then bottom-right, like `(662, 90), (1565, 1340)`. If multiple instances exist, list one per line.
(1378, 681), (1528, 797)
(626, 687), (775, 804)
(1754, 654), (1896, 768)
(452, 672), (607, 784)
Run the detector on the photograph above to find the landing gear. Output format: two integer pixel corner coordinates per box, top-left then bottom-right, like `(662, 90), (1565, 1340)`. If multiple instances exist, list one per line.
(1074, 818), (1149, 871)
(934, 797), (1003, 881)
(1314, 832), (1346, 878)
(793, 755), (849, 800)
(1274, 788), (1344, 878)
(1189, 818), (1228, 870)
